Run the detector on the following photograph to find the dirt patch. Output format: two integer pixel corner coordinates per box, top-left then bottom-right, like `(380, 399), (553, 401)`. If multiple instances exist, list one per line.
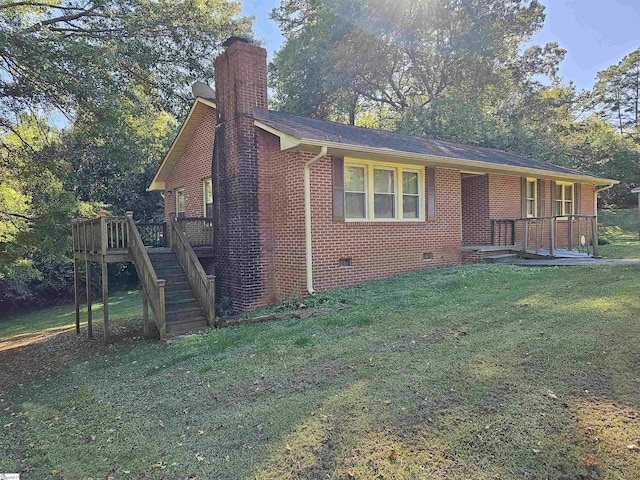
(0, 322), (157, 394)
(400, 328), (468, 351)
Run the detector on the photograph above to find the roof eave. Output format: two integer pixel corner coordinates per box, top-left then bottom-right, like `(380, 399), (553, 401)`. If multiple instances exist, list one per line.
(147, 97), (217, 192)
(253, 121), (618, 186)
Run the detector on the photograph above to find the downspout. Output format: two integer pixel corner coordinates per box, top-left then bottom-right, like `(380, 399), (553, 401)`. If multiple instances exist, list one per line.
(304, 146), (328, 295)
(595, 183), (616, 215)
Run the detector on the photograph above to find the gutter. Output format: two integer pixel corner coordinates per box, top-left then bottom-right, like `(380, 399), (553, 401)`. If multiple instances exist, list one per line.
(304, 146), (328, 295)
(594, 182), (617, 217)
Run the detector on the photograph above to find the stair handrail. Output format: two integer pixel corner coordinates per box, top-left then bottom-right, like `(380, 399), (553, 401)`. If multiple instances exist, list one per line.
(168, 217), (216, 327)
(125, 212), (166, 338)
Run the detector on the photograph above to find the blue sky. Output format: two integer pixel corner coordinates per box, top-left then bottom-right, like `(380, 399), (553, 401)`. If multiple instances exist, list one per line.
(241, 0), (640, 91)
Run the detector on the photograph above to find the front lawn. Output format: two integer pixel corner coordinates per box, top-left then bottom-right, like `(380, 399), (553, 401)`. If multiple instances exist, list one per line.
(1, 264), (640, 479)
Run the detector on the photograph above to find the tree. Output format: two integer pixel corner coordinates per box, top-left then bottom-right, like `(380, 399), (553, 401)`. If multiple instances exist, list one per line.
(270, 0), (564, 127)
(591, 48), (640, 137)
(0, 0), (253, 313)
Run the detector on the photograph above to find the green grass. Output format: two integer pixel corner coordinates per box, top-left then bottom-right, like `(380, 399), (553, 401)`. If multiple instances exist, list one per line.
(0, 290), (143, 345)
(598, 208), (640, 258)
(2, 265), (640, 479)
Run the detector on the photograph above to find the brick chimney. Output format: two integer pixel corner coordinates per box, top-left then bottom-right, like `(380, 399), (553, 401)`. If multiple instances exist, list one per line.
(212, 37), (269, 313)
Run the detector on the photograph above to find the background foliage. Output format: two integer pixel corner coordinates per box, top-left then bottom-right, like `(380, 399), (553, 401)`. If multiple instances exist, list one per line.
(0, 0), (252, 313)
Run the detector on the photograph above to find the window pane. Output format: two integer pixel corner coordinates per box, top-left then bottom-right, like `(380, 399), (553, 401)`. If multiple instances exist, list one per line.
(565, 200), (573, 215)
(345, 192), (366, 218)
(205, 179), (213, 203)
(556, 199), (563, 216)
(374, 169), (395, 193)
(403, 195), (419, 218)
(374, 194), (395, 218)
(527, 180), (535, 198)
(403, 171), (419, 195)
(345, 166), (365, 192)
(555, 184), (563, 200)
(565, 185), (573, 199)
(527, 199), (535, 216)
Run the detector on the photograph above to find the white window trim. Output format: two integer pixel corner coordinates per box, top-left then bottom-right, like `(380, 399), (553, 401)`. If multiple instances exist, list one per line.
(344, 163), (368, 220)
(555, 181), (574, 218)
(202, 178), (213, 217)
(526, 178), (537, 218)
(344, 159), (425, 222)
(176, 188), (185, 217)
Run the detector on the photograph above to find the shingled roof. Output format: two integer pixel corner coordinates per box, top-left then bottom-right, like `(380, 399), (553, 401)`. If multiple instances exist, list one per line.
(256, 110), (615, 183)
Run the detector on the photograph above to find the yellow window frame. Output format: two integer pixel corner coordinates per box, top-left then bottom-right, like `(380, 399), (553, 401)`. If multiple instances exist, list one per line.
(344, 158), (425, 222)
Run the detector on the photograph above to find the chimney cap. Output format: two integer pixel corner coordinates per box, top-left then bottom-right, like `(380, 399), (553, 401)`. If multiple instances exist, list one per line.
(222, 36), (251, 48)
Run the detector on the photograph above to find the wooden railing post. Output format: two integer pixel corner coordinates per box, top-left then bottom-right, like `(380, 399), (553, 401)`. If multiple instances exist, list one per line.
(142, 293), (149, 338)
(157, 280), (166, 338)
(522, 219), (529, 253)
(549, 217), (556, 256)
(567, 216), (573, 250)
(100, 211), (108, 255)
(490, 220), (495, 245)
(591, 216), (599, 257)
(207, 275), (216, 327)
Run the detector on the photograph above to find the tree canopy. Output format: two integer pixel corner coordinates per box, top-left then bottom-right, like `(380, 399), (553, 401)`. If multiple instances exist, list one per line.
(0, 0), (252, 312)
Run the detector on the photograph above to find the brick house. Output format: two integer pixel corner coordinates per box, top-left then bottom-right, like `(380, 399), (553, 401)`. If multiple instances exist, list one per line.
(148, 37), (618, 315)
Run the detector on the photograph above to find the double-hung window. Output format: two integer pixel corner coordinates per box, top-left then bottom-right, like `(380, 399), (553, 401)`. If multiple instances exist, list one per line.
(176, 189), (185, 218)
(525, 179), (537, 217)
(203, 178), (213, 218)
(344, 160), (424, 221)
(555, 182), (574, 217)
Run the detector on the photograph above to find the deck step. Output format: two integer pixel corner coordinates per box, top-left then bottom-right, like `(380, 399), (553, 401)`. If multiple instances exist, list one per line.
(484, 254), (519, 264)
(166, 318), (208, 336)
(166, 307), (205, 322)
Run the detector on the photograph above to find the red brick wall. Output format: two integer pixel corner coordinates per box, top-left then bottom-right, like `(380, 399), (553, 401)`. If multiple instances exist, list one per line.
(163, 109), (216, 223)
(212, 40), (270, 313)
(461, 175), (490, 245)
(261, 149), (463, 299)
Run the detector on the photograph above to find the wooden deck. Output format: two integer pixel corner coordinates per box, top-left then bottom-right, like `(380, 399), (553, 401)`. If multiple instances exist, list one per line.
(71, 212), (215, 341)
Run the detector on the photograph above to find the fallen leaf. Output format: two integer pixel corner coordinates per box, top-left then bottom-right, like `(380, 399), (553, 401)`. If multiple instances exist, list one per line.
(198, 429), (205, 435)
(389, 450), (398, 461)
(547, 391), (558, 400)
(584, 458), (599, 467)
(195, 453), (204, 462)
(151, 462), (163, 469)
(627, 444), (640, 452)
(346, 470), (356, 478)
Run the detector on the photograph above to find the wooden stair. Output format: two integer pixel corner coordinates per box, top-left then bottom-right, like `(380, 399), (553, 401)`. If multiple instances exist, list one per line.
(147, 248), (208, 336)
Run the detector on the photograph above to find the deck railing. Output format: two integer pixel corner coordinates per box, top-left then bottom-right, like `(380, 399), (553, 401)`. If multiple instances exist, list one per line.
(72, 214), (130, 255)
(137, 223), (166, 247)
(168, 218), (216, 326)
(126, 213), (166, 338)
(491, 215), (598, 257)
(175, 217), (214, 247)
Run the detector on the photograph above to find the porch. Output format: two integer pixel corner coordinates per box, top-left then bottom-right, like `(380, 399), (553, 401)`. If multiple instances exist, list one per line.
(463, 214), (599, 263)
(71, 213), (215, 341)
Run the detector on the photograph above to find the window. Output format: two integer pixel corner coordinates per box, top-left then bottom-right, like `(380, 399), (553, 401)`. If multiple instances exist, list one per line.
(344, 160), (424, 221)
(345, 165), (367, 219)
(176, 189), (185, 218)
(203, 178), (213, 218)
(373, 168), (395, 218)
(526, 179), (537, 217)
(403, 171), (420, 219)
(555, 182), (574, 216)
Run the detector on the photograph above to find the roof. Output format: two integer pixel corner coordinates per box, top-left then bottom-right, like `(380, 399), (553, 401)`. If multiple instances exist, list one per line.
(148, 97), (216, 191)
(255, 110), (618, 185)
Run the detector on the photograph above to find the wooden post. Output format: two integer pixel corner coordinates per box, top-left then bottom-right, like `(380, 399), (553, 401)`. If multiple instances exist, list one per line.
(549, 217), (556, 256)
(522, 219), (529, 253)
(157, 279), (166, 339)
(142, 293), (149, 338)
(74, 259), (80, 334)
(592, 216), (599, 257)
(102, 262), (109, 343)
(207, 275), (216, 327)
(567, 216), (573, 250)
(85, 260), (93, 339)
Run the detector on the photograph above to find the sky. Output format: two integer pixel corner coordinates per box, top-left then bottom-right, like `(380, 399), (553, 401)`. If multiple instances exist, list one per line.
(241, 0), (640, 91)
